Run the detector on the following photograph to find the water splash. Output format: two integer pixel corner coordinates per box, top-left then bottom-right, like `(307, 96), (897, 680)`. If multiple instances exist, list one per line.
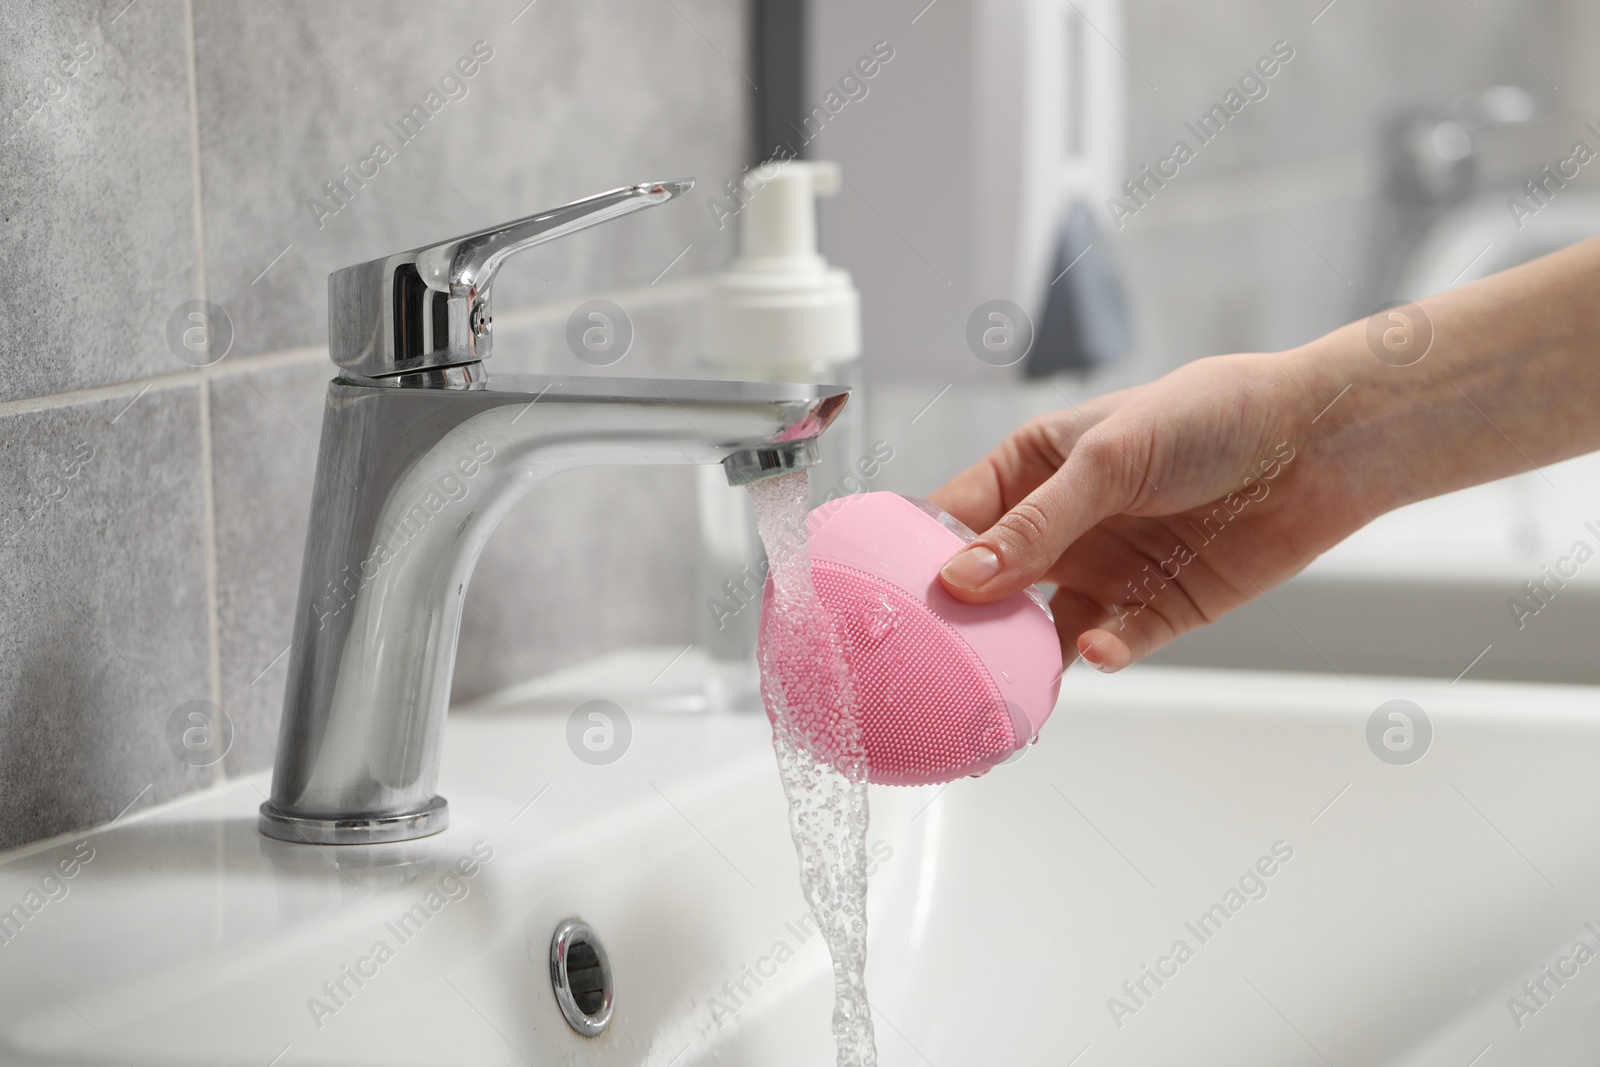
(749, 470), (877, 1067)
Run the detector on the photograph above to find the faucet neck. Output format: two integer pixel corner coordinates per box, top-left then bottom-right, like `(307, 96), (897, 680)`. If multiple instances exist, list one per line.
(261, 373), (846, 844)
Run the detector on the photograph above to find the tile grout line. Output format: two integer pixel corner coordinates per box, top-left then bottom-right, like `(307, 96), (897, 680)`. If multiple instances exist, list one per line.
(0, 274), (719, 422)
(198, 386), (223, 721)
(182, 0), (206, 302)
(182, 0), (225, 773)
(0, 347), (328, 421)
(0, 372), (199, 420)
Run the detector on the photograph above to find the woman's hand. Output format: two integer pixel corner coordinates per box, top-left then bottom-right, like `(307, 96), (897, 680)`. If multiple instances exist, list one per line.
(928, 234), (1600, 673)
(929, 350), (1375, 672)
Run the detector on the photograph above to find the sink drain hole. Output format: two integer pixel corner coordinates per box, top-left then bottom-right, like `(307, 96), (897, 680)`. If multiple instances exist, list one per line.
(550, 919), (614, 1037)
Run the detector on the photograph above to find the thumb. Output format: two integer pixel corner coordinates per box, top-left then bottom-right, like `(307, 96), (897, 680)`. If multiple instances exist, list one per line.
(939, 442), (1133, 602)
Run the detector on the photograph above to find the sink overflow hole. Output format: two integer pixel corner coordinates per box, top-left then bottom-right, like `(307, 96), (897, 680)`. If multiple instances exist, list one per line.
(566, 939), (607, 1015)
(549, 919), (614, 1037)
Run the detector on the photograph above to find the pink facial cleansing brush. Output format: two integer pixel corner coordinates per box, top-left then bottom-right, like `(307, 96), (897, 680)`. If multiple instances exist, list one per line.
(759, 492), (1062, 786)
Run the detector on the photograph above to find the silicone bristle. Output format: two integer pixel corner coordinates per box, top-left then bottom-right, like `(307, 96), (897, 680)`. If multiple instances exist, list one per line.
(761, 560), (1019, 786)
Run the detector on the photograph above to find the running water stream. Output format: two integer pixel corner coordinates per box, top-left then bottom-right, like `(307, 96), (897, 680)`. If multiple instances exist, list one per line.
(749, 470), (878, 1067)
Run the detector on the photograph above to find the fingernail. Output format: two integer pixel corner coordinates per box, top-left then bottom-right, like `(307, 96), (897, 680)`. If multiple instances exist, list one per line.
(941, 545), (1000, 590)
(1078, 644), (1110, 672)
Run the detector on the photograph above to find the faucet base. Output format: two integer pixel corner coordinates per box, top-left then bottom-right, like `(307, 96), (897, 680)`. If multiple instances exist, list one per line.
(257, 796), (449, 846)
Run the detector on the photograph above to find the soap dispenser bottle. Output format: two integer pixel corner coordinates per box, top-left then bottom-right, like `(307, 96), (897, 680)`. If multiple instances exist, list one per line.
(697, 160), (864, 706)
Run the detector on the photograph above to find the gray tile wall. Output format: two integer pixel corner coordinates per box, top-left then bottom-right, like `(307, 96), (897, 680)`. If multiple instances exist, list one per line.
(0, 0), (748, 850)
(1110, 0), (1575, 380)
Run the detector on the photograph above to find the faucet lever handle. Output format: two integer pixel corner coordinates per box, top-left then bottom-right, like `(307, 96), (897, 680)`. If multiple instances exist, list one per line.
(328, 178), (694, 380)
(414, 179), (695, 295)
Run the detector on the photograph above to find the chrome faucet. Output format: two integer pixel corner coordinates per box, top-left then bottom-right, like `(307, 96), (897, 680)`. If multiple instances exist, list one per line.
(259, 179), (848, 845)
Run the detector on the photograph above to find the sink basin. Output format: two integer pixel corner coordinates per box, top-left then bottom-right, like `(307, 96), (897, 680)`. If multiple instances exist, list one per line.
(1150, 450), (1600, 685)
(3, 650), (1599, 1065)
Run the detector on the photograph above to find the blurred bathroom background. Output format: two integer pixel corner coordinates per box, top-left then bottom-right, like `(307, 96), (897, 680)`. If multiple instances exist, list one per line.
(811, 0), (1600, 686)
(822, 0), (1600, 688)
(1, 0), (1597, 850)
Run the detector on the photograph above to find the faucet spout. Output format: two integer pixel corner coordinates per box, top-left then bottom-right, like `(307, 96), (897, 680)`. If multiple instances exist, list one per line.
(723, 439), (820, 486)
(260, 370), (847, 844)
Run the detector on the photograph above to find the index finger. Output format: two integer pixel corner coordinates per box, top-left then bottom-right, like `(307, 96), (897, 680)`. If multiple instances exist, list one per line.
(926, 407), (1101, 532)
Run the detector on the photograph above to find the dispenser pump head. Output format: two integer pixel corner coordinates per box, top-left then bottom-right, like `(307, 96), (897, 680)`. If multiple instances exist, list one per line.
(703, 160), (860, 370)
(738, 160), (841, 266)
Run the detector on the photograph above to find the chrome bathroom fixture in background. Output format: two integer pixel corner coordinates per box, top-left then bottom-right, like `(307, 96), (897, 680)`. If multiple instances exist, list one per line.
(259, 179), (849, 845)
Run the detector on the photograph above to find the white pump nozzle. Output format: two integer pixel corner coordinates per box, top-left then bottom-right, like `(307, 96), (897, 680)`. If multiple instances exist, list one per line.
(738, 161), (840, 265)
(703, 160), (861, 371)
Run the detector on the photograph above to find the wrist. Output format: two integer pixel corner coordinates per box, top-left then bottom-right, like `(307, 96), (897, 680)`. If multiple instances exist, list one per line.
(1280, 323), (1418, 525)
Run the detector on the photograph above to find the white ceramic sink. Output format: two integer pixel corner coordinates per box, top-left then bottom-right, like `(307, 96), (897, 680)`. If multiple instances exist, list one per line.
(3, 651), (1599, 1066)
(1150, 449), (1600, 685)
